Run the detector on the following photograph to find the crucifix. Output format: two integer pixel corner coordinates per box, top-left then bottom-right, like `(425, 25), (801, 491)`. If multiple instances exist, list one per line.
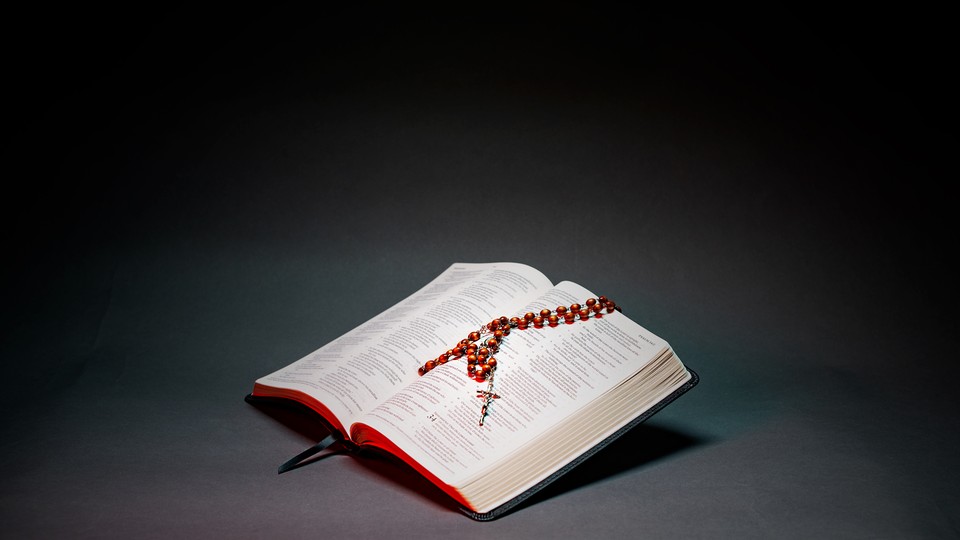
(476, 388), (500, 426)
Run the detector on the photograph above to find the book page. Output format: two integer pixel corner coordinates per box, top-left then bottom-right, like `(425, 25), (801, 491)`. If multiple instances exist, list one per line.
(352, 280), (670, 486)
(254, 262), (554, 431)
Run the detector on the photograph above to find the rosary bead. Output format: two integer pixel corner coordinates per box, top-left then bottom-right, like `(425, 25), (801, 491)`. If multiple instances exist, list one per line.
(556, 305), (567, 315)
(499, 316), (510, 327)
(605, 301), (616, 313)
(467, 354), (478, 364)
(425, 360), (436, 371)
(533, 316), (544, 328)
(468, 331), (481, 341)
(487, 357), (497, 367)
(478, 347), (489, 356)
(486, 337), (499, 348)
(564, 312), (575, 323)
(539, 308), (552, 318)
(494, 329), (504, 339)
(500, 325), (510, 336)
(418, 367), (425, 376)
(524, 312), (535, 322)
(517, 320), (528, 329)
(548, 314), (559, 326)
(570, 303), (581, 312)
(489, 319), (500, 330)
(586, 298), (597, 307)
(509, 316), (520, 326)
(598, 295), (608, 305)
(579, 308), (590, 320)
(591, 303), (602, 313)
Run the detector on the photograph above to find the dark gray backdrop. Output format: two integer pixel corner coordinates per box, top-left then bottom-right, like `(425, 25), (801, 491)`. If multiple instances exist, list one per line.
(3, 6), (956, 538)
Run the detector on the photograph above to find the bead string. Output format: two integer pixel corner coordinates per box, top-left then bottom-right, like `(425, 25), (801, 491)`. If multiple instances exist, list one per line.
(417, 296), (620, 426)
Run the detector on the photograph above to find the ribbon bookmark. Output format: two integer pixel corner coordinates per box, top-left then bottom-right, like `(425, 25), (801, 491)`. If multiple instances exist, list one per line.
(278, 433), (342, 474)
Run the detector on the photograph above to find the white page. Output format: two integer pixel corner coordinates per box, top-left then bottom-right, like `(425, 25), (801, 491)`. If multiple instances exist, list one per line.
(255, 262), (554, 428)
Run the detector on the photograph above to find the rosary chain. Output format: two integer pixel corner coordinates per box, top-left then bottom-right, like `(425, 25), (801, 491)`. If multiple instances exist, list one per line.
(417, 296), (620, 425)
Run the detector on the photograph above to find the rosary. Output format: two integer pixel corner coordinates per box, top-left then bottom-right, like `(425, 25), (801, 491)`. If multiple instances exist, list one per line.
(417, 296), (619, 426)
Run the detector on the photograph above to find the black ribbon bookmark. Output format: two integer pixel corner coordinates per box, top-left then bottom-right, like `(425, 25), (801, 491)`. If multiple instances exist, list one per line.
(278, 433), (342, 474)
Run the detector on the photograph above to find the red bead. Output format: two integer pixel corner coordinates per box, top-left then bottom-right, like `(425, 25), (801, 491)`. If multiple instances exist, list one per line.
(605, 301), (616, 313)
(486, 337), (498, 348)
(579, 308), (589, 320)
(500, 326), (510, 336)
(453, 345), (464, 356)
(478, 347), (489, 356)
(489, 319), (500, 330)
(468, 331), (480, 341)
(425, 360), (436, 371)
(524, 312), (535, 322)
(494, 329), (504, 339)
(556, 305), (567, 315)
(592, 303), (602, 313)
(570, 303), (581, 312)
(517, 320), (527, 329)
(540, 308), (551, 318)
(437, 355), (447, 364)
(548, 314), (559, 326)
(598, 295), (608, 305)
(586, 298), (597, 307)
(509, 316), (520, 326)
(564, 312), (575, 323)
(499, 316), (510, 326)
(466, 345), (478, 355)
(533, 316), (544, 328)
(467, 354), (478, 364)
(487, 357), (497, 368)
(475, 373), (487, 382)
(480, 364), (491, 375)
(418, 367), (425, 376)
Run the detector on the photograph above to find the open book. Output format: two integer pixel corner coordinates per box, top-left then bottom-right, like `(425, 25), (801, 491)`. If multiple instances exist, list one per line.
(248, 262), (697, 520)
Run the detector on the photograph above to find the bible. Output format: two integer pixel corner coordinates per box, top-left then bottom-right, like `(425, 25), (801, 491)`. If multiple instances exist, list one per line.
(247, 262), (698, 520)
